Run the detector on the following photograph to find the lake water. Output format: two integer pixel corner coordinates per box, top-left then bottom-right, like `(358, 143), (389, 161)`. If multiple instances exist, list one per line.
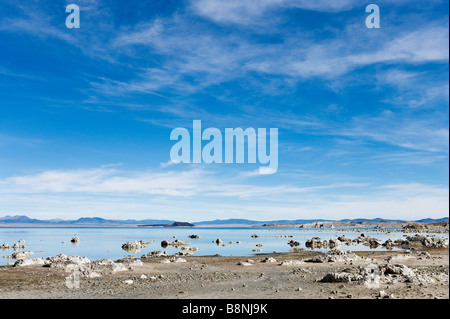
(1, 227), (448, 266)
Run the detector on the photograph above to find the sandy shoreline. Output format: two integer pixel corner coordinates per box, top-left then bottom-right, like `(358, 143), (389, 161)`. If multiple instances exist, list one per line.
(0, 247), (448, 299)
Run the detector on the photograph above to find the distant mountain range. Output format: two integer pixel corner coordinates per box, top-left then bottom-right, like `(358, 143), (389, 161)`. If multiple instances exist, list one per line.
(0, 215), (174, 226)
(0, 215), (448, 227)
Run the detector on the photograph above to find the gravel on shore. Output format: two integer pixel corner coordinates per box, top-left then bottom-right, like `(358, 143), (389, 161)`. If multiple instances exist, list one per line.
(0, 248), (448, 299)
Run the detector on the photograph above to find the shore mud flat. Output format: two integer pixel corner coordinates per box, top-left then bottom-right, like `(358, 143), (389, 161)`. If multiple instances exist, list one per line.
(0, 248), (448, 299)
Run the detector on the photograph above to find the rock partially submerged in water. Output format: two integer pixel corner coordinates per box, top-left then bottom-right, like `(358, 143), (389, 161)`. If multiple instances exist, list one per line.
(315, 233), (448, 250)
(405, 234), (448, 248)
(305, 237), (341, 249)
(4, 251), (34, 260)
(2, 242), (27, 250)
(188, 235), (201, 239)
(337, 235), (351, 243)
(383, 239), (394, 250)
(367, 237), (383, 248)
(175, 251), (195, 257)
(181, 246), (200, 251)
(328, 239), (342, 248)
(161, 239), (190, 248)
(70, 237), (80, 244)
(305, 237), (323, 249)
(288, 240), (301, 247)
(122, 240), (149, 252)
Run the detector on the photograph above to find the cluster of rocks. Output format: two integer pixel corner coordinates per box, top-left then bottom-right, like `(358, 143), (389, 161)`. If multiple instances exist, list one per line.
(276, 235), (294, 239)
(140, 249), (194, 259)
(1, 241), (27, 250)
(287, 240), (301, 247)
(299, 222), (335, 229)
(158, 256), (189, 264)
(121, 240), (152, 253)
(175, 251), (194, 256)
(141, 250), (168, 258)
(261, 257), (277, 263)
(335, 234), (381, 247)
(11, 253), (144, 279)
(12, 254), (88, 268)
(3, 250), (34, 259)
(181, 246), (200, 251)
(161, 239), (190, 248)
(240, 250), (363, 266)
(403, 234), (448, 248)
(335, 223), (449, 234)
(402, 223), (449, 234)
(305, 250), (362, 263)
(237, 257), (277, 266)
(305, 237), (342, 249)
(321, 233), (449, 250)
(320, 262), (448, 287)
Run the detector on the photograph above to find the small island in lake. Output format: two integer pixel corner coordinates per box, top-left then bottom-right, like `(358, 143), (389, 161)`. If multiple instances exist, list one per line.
(138, 221), (195, 227)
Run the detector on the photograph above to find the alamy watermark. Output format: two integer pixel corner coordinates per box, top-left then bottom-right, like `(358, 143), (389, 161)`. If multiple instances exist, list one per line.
(170, 120), (278, 174)
(65, 4), (80, 29)
(64, 4), (380, 30)
(65, 265), (81, 289)
(366, 4), (380, 29)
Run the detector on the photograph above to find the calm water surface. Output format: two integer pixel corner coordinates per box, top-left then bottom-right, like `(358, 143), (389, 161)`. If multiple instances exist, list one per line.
(1, 227), (448, 266)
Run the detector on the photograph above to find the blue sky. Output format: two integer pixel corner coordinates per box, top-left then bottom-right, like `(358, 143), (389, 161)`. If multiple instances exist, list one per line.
(0, 0), (448, 221)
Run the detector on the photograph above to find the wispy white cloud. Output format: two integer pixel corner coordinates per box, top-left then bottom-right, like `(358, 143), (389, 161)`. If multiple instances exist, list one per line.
(248, 26), (449, 79)
(0, 133), (43, 147)
(0, 167), (447, 221)
(336, 110), (449, 153)
(0, 168), (205, 196)
(376, 68), (449, 109)
(0, 166), (362, 198)
(90, 14), (448, 99)
(190, 0), (360, 25)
